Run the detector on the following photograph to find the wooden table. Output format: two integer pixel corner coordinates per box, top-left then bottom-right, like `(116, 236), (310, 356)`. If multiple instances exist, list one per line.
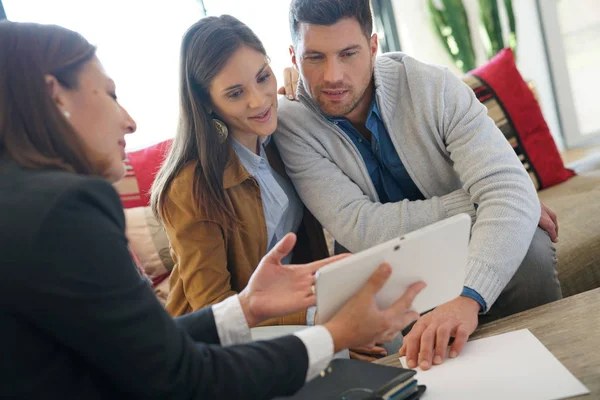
(375, 288), (600, 399)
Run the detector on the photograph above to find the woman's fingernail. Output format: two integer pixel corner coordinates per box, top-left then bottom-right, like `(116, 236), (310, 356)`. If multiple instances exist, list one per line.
(434, 355), (443, 364)
(407, 359), (416, 368)
(287, 94), (294, 99)
(449, 351), (458, 358)
(420, 360), (430, 370)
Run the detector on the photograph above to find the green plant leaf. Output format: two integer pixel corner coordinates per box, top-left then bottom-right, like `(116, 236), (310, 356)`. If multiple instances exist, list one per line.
(428, 0), (476, 72)
(479, 0), (505, 58)
(504, 0), (517, 55)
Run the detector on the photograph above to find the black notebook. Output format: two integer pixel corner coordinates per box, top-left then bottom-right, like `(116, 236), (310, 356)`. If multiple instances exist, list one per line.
(276, 359), (426, 400)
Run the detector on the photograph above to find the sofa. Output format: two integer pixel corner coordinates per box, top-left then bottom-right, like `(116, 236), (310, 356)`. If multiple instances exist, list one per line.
(114, 138), (600, 308)
(114, 50), (600, 305)
(537, 161), (600, 297)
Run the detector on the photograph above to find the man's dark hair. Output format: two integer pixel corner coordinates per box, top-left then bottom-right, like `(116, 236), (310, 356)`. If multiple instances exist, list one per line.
(289, 0), (373, 45)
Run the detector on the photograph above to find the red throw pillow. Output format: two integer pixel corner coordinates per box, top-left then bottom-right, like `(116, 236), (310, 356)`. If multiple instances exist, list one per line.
(469, 48), (574, 190)
(117, 139), (172, 208)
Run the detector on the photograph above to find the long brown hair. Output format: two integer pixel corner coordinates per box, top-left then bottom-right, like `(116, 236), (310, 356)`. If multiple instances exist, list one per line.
(0, 21), (99, 175)
(151, 15), (267, 229)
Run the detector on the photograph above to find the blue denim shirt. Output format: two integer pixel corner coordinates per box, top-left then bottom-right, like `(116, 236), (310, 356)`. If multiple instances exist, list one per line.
(329, 99), (486, 311)
(232, 137), (303, 264)
(328, 99), (424, 203)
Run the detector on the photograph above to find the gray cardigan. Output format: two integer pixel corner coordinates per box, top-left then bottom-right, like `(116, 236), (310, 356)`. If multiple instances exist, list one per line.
(274, 52), (540, 311)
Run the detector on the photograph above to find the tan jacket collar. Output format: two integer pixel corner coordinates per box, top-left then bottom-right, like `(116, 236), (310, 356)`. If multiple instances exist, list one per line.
(223, 147), (251, 189)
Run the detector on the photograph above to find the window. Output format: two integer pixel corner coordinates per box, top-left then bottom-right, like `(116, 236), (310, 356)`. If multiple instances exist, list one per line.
(372, 0), (401, 53)
(4, 0), (204, 150)
(4, 0), (401, 149)
(539, 0), (600, 148)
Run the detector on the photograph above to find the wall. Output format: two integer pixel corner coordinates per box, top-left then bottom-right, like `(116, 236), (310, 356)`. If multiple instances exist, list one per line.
(392, 0), (565, 150)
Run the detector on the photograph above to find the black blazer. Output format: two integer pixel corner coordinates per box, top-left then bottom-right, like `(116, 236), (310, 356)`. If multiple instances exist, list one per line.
(0, 158), (309, 399)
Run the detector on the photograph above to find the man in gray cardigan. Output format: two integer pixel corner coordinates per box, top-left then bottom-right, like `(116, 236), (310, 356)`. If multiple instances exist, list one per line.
(274, 0), (562, 370)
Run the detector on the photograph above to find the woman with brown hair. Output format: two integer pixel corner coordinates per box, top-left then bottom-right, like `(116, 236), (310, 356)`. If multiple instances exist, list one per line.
(151, 15), (330, 324)
(0, 20), (424, 399)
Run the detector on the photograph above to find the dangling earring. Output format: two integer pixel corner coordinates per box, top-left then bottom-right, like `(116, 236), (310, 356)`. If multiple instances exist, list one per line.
(63, 110), (71, 119)
(213, 118), (229, 143)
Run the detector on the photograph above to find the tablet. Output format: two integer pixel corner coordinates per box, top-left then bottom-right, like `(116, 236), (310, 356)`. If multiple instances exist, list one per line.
(316, 213), (471, 323)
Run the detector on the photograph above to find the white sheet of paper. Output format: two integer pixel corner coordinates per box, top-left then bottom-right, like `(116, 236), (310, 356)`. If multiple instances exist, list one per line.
(399, 329), (589, 400)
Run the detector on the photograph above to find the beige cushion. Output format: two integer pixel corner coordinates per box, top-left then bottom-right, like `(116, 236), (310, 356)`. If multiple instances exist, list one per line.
(538, 170), (600, 297)
(124, 206), (173, 304)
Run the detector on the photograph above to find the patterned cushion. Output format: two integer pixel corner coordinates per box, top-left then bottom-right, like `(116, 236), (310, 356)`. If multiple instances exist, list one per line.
(114, 140), (172, 209)
(124, 206), (173, 304)
(113, 140), (173, 304)
(464, 48), (575, 190)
